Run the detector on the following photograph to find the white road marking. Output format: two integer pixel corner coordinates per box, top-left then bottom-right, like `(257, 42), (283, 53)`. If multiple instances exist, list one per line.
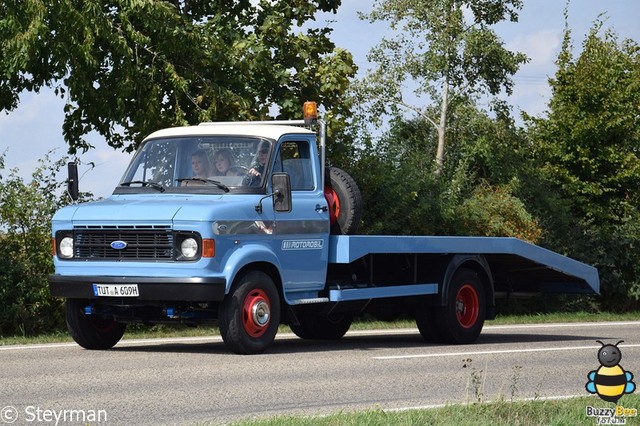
(382, 393), (587, 413)
(373, 343), (640, 360)
(0, 342), (78, 351)
(483, 321), (640, 330)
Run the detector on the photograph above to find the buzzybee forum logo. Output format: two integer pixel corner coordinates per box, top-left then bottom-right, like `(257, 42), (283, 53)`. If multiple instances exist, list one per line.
(585, 340), (637, 424)
(586, 340), (635, 403)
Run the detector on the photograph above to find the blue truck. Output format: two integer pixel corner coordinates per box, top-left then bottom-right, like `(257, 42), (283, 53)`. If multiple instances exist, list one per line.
(49, 103), (600, 354)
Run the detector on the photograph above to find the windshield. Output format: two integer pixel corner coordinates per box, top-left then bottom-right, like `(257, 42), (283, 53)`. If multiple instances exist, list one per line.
(116, 136), (273, 193)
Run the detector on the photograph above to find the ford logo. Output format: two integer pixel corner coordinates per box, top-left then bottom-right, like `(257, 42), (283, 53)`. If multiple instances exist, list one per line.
(110, 240), (128, 250)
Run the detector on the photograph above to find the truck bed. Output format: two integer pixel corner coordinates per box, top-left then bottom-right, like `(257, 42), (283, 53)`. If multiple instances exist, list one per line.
(328, 235), (599, 295)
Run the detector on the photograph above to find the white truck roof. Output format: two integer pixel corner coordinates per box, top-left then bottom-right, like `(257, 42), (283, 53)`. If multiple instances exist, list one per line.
(144, 123), (315, 141)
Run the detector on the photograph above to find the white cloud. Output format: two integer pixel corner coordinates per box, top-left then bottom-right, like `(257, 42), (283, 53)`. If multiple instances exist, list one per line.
(508, 29), (562, 70)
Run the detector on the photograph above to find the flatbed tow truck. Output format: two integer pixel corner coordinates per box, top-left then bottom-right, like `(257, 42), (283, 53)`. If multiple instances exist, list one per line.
(49, 102), (599, 354)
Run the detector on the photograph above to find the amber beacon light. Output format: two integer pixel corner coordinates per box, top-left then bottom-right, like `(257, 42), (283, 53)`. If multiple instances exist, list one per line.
(303, 101), (318, 125)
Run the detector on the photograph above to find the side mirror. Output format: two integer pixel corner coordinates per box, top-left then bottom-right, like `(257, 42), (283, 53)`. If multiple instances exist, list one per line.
(254, 173), (292, 214)
(67, 162), (79, 201)
(272, 173), (291, 213)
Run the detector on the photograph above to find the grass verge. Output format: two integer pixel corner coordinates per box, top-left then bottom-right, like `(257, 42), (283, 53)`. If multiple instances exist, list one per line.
(222, 394), (640, 426)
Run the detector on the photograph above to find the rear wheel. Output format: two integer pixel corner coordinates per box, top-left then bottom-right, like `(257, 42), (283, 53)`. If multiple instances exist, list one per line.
(66, 299), (126, 350)
(289, 312), (353, 340)
(435, 268), (486, 344)
(324, 167), (362, 235)
(219, 271), (280, 354)
(415, 307), (444, 343)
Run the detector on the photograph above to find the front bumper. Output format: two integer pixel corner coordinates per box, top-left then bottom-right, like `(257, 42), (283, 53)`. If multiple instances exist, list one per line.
(48, 275), (226, 302)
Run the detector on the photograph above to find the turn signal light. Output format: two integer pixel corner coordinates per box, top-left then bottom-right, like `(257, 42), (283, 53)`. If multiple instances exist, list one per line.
(202, 239), (215, 258)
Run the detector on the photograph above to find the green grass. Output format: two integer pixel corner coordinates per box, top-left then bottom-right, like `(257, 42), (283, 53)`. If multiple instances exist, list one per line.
(220, 394), (640, 426)
(1, 310), (639, 346)
(490, 310), (640, 325)
(0, 324), (217, 346)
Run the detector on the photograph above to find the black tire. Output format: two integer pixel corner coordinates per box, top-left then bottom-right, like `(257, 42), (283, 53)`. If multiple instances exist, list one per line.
(65, 299), (126, 350)
(219, 271), (280, 354)
(435, 268), (486, 344)
(415, 307), (445, 343)
(324, 167), (363, 235)
(289, 312), (353, 340)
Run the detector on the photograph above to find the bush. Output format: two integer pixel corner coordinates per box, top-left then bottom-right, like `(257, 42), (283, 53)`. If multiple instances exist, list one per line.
(452, 181), (543, 243)
(0, 152), (85, 336)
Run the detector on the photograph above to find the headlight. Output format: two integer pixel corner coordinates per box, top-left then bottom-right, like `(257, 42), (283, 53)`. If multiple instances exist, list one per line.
(180, 238), (198, 259)
(59, 236), (74, 259)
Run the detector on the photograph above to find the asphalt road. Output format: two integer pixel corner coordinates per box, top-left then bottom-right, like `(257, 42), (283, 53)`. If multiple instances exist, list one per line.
(2, 321), (640, 425)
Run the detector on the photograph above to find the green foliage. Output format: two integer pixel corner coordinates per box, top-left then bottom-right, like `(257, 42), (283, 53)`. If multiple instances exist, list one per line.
(0, 0), (356, 153)
(351, 102), (541, 242)
(0, 151), (83, 336)
(453, 181), (542, 243)
(446, 101), (530, 185)
(355, 0), (528, 171)
(360, 0), (527, 102)
(570, 217), (640, 310)
(539, 24), (640, 226)
(350, 116), (447, 235)
(526, 21), (640, 308)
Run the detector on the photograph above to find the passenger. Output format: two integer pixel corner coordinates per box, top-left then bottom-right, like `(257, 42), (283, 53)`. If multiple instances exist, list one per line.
(213, 148), (237, 176)
(183, 149), (212, 186)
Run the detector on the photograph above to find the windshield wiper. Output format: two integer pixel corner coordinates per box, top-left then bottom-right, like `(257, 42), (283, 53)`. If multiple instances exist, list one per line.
(120, 180), (166, 192)
(176, 177), (230, 192)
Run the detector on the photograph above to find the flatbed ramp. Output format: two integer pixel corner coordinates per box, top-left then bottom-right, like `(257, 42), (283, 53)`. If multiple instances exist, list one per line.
(329, 235), (600, 295)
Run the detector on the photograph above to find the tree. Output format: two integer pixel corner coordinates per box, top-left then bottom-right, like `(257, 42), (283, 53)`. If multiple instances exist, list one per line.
(527, 19), (640, 307)
(0, 0), (356, 153)
(357, 0), (527, 174)
(351, 101), (541, 242)
(534, 21), (640, 226)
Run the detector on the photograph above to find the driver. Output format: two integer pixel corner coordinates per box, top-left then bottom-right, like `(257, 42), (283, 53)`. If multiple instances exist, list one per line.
(245, 141), (271, 185)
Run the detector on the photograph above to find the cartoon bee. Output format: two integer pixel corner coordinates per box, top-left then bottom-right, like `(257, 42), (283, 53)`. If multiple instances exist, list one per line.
(586, 340), (636, 403)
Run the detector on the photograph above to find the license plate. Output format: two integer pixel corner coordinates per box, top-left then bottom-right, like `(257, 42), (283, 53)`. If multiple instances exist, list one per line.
(93, 284), (139, 297)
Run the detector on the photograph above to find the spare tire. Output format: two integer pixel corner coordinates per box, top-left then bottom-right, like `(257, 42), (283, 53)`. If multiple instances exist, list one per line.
(324, 166), (363, 235)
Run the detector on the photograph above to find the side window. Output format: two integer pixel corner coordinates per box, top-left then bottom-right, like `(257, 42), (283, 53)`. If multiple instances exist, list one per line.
(273, 141), (314, 191)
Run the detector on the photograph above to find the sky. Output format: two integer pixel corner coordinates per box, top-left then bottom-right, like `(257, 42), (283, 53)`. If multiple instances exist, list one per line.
(1, 0), (639, 199)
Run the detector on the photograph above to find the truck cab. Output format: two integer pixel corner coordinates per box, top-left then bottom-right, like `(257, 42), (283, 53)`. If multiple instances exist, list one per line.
(50, 113), (340, 353)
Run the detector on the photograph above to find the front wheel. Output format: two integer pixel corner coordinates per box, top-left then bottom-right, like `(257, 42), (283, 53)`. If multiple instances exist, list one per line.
(65, 299), (126, 349)
(219, 271), (281, 354)
(433, 268), (486, 344)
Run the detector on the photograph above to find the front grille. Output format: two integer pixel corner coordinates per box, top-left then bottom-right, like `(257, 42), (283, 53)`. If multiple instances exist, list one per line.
(73, 225), (174, 260)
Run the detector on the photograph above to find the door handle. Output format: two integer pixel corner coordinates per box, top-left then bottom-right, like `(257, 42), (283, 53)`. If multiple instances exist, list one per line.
(315, 204), (328, 212)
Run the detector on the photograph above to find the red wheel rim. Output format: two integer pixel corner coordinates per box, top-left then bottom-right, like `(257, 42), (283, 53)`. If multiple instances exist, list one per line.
(324, 186), (341, 225)
(455, 284), (479, 329)
(242, 289), (271, 337)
